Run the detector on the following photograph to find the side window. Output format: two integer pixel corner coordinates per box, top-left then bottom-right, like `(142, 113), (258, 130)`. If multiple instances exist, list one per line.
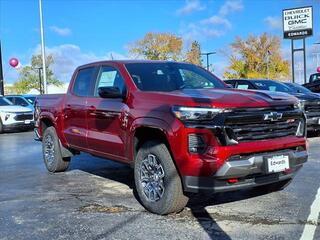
(73, 67), (95, 97)
(94, 66), (125, 96)
(236, 81), (255, 90)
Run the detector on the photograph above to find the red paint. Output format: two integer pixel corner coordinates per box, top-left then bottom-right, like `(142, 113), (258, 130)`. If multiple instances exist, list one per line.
(35, 60), (307, 178)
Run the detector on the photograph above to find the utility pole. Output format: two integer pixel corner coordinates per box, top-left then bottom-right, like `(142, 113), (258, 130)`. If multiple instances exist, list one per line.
(0, 40), (4, 95)
(39, 0), (47, 94)
(200, 52), (216, 71)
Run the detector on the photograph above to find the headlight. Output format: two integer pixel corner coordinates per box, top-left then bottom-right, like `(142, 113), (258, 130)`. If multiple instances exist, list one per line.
(296, 100), (306, 111)
(172, 106), (228, 121)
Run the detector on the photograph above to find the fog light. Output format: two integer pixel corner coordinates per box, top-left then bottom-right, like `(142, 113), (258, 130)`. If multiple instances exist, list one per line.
(227, 178), (238, 184)
(5, 114), (10, 121)
(188, 134), (207, 154)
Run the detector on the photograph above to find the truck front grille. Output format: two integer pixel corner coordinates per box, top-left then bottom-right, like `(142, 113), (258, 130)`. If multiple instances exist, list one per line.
(227, 120), (300, 142)
(224, 106), (303, 143)
(305, 101), (320, 118)
(14, 113), (33, 121)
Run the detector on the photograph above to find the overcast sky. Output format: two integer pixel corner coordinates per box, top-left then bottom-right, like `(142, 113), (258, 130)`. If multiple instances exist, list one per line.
(1, 0), (319, 84)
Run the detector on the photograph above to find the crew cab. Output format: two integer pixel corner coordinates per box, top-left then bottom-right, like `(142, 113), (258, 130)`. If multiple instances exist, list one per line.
(225, 79), (320, 132)
(303, 73), (320, 93)
(0, 96), (34, 133)
(35, 61), (308, 215)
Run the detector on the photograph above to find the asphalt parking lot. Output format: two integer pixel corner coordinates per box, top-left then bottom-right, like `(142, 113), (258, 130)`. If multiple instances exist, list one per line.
(0, 131), (319, 240)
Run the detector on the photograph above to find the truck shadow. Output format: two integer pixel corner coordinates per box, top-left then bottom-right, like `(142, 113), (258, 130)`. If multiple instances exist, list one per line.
(69, 153), (273, 240)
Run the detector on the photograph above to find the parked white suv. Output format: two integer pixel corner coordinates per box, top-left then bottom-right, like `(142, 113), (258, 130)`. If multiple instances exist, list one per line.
(0, 96), (34, 133)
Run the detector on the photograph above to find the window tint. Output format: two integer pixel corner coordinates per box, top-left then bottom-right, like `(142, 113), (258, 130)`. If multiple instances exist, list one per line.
(73, 67), (95, 97)
(0, 97), (11, 106)
(14, 97), (29, 107)
(125, 62), (225, 92)
(94, 66), (125, 96)
(236, 81), (255, 90)
(252, 80), (291, 93)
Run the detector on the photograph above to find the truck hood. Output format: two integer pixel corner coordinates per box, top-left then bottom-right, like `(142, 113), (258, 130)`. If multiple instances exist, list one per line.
(0, 105), (32, 113)
(148, 88), (298, 108)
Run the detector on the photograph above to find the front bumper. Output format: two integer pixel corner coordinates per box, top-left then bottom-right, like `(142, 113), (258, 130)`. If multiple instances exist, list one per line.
(182, 148), (307, 193)
(2, 121), (35, 131)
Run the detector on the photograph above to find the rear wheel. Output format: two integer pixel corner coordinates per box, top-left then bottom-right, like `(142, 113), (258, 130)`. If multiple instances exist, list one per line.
(134, 140), (189, 215)
(42, 126), (70, 172)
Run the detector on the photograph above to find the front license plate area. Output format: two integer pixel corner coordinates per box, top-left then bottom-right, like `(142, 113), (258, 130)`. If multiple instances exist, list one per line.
(266, 155), (290, 173)
(24, 120), (31, 124)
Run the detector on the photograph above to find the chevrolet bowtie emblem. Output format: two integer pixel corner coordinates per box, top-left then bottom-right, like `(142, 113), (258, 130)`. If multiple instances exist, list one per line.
(264, 112), (283, 121)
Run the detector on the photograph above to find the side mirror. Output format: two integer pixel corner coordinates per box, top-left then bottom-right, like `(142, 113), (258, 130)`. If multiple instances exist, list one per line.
(98, 86), (126, 99)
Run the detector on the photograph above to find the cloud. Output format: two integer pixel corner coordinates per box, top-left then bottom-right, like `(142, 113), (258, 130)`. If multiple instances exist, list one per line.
(33, 44), (127, 82)
(49, 26), (72, 36)
(201, 15), (232, 29)
(219, 0), (243, 16)
(264, 16), (282, 30)
(176, 0), (205, 15)
(181, 0), (243, 41)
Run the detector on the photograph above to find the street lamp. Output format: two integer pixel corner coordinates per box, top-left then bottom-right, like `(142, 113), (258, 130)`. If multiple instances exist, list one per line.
(200, 52), (216, 71)
(39, 0), (47, 94)
(313, 42), (320, 67)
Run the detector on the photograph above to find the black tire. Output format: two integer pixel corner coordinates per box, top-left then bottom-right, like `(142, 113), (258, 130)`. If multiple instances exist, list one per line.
(134, 140), (189, 215)
(42, 126), (70, 172)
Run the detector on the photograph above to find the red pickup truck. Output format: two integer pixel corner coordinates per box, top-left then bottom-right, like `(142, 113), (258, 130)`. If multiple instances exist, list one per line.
(35, 60), (308, 215)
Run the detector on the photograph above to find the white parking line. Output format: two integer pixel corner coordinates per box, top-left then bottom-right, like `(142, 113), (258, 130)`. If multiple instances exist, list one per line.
(300, 187), (320, 240)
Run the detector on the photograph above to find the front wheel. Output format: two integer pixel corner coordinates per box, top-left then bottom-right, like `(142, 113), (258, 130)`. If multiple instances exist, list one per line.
(134, 141), (189, 215)
(42, 126), (70, 172)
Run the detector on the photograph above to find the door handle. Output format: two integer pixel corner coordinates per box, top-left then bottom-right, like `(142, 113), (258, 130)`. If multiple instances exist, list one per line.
(65, 104), (71, 110)
(88, 105), (96, 111)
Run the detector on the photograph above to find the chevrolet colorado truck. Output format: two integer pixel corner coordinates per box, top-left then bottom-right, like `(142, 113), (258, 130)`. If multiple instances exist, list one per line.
(35, 60), (308, 215)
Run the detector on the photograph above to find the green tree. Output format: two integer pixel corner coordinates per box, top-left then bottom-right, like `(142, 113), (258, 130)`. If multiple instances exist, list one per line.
(223, 33), (289, 80)
(129, 32), (183, 61)
(13, 54), (63, 94)
(185, 41), (202, 66)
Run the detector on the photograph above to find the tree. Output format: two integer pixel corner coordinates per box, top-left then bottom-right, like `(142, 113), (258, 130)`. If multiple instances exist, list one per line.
(185, 41), (202, 66)
(223, 33), (289, 80)
(12, 54), (63, 94)
(129, 32), (183, 61)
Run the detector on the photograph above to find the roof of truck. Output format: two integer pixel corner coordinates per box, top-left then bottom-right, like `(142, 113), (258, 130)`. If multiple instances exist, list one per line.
(77, 60), (191, 68)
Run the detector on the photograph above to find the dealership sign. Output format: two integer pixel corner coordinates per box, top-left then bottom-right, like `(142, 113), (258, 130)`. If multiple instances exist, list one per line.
(283, 6), (313, 39)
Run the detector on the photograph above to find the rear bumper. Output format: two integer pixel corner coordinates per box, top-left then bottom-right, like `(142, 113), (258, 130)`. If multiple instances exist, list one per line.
(182, 149), (307, 193)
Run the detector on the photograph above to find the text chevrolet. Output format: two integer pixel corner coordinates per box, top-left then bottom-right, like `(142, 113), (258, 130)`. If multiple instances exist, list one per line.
(35, 61), (308, 215)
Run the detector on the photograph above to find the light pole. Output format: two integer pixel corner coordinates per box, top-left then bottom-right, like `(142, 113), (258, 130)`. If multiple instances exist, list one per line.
(200, 52), (216, 71)
(39, 0), (47, 94)
(313, 42), (320, 67)
(0, 40), (4, 96)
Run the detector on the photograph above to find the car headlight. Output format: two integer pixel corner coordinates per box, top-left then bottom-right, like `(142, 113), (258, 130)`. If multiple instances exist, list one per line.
(295, 100), (306, 111)
(172, 106), (228, 122)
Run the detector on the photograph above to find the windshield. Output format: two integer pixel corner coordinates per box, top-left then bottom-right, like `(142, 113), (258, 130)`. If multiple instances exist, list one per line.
(252, 80), (291, 93)
(0, 97), (12, 106)
(285, 83), (312, 94)
(25, 96), (36, 104)
(125, 62), (225, 92)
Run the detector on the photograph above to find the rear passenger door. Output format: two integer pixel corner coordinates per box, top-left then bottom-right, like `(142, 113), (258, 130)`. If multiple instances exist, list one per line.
(63, 67), (97, 150)
(86, 65), (129, 162)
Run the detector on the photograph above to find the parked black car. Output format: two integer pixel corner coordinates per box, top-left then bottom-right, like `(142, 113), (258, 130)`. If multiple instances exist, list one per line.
(225, 79), (320, 132)
(303, 73), (320, 93)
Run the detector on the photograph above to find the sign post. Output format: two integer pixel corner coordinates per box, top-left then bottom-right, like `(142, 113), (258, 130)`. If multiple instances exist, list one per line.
(283, 6), (313, 84)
